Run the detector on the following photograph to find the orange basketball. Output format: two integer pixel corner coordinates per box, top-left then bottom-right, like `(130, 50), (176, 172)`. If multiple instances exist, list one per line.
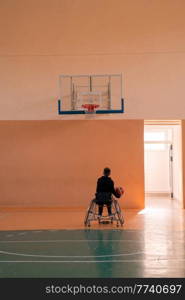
(115, 187), (124, 198)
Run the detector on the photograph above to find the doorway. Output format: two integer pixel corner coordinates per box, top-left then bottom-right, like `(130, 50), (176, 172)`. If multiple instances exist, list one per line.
(144, 121), (183, 209)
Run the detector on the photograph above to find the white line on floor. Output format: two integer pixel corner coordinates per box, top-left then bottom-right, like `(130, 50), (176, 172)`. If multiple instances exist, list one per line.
(0, 250), (144, 258)
(0, 239), (144, 243)
(0, 258), (184, 263)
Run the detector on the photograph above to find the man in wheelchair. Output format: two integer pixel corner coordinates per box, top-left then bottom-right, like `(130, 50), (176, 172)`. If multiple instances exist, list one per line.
(95, 167), (120, 216)
(84, 168), (124, 227)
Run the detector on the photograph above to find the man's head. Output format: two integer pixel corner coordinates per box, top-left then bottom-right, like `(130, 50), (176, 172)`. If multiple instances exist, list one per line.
(103, 167), (111, 176)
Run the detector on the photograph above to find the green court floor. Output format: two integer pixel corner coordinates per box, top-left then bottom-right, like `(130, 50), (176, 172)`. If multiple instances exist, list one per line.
(0, 229), (185, 278)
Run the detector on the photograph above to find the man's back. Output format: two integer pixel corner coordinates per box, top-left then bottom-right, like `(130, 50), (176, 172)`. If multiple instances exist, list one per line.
(95, 168), (116, 216)
(96, 176), (115, 195)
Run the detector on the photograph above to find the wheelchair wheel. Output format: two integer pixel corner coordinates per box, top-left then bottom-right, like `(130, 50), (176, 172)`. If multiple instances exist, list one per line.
(84, 210), (90, 226)
(84, 199), (97, 227)
(114, 200), (124, 226)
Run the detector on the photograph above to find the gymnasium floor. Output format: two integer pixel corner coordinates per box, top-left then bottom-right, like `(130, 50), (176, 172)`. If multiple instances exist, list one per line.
(0, 198), (185, 278)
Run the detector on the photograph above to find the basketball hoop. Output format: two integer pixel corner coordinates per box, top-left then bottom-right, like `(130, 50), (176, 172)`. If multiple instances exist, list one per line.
(82, 104), (99, 113)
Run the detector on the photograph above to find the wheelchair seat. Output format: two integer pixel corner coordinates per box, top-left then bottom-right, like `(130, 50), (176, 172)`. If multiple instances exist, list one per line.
(84, 197), (124, 227)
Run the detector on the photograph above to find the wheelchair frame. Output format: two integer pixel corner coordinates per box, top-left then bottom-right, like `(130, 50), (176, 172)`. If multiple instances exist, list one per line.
(84, 197), (124, 227)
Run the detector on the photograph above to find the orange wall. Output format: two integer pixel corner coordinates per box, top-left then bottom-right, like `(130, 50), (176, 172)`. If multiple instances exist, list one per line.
(0, 120), (144, 209)
(1, 0), (184, 55)
(182, 121), (185, 208)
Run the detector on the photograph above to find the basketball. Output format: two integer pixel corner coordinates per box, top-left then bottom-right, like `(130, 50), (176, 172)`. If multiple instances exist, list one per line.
(115, 187), (124, 198)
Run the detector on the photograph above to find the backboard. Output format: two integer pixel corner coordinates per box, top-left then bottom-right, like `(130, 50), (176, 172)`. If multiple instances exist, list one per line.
(58, 74), (124, 115)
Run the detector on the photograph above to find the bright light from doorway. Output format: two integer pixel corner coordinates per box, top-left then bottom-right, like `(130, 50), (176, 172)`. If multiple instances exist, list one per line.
(138, 208), (170, 215)
(145, 144), (166, 151)
(144, 131), (166, 141)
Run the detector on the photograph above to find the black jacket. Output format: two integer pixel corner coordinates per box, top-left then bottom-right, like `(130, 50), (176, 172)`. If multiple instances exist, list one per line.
(96, 176), (117, 197)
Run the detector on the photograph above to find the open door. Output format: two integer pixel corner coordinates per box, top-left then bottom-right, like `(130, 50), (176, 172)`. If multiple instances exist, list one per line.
(144, 121), (182, 208)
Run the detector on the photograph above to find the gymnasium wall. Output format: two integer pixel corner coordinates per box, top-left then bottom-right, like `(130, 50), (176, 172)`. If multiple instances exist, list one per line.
(0, 0), (185, 209)
(0, 120), (144, 209)
(182, 121), (185, 209)
(0, 0), (185, 119)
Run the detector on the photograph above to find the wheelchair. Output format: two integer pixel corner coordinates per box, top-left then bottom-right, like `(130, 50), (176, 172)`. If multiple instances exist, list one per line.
(84, 197), (124, 227)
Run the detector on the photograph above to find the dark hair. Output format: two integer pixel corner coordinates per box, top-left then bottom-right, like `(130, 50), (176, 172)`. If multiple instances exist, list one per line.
(103, 167), (111, 176)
